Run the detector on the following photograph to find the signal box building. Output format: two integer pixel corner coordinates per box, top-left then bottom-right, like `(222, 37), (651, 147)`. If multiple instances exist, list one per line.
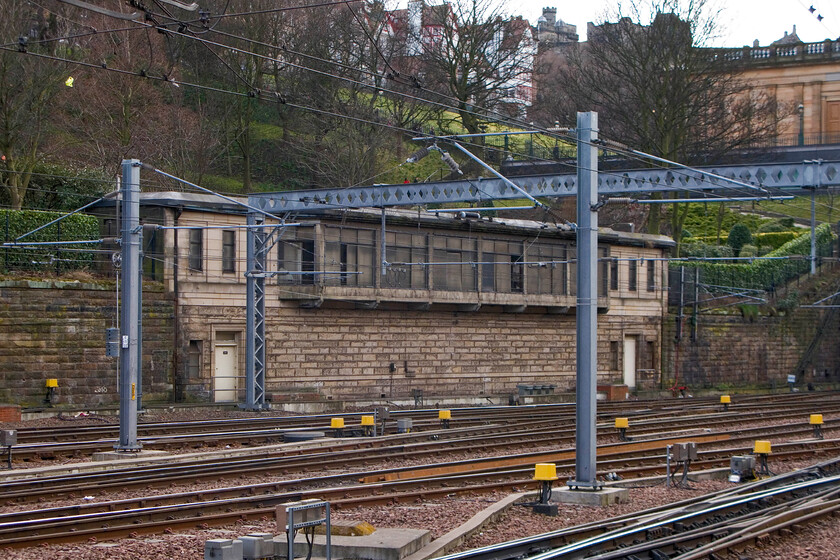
(100, 193), (674, 407)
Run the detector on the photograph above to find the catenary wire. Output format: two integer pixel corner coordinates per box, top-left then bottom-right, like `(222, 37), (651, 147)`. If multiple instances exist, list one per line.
(5, 9), (830, 224)
(8, 4), (783, 207)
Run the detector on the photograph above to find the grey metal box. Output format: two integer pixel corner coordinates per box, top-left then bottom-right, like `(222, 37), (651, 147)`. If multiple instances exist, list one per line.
(730, 455), (755, 475)
(276, 499), (325, 530)
(397, 418), (413, 433)
(673, 442), (697, 462)
(0, 430), (16, 446)
(241, 533), (274, 560)
(106, 328), (120, 357)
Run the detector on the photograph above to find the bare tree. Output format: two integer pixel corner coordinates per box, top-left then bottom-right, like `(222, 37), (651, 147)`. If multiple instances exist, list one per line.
(0, 1), (69, 209)
(532, 0), (788, 246)
(264, 0), (404, 188)
(415, 0), (535, 136)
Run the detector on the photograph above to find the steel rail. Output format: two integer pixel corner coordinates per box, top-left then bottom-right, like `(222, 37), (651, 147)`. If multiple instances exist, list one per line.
(1, 439), (838, 547)
(3, 411), (838, 502)
(579, 486), (840, 559)
(673, 496), (840, 559)
(12, 397), (840, 462)
(16, 392), (840, 444)
(439, 474), (840, 560)
(433, 458), (840, 560)
(1, 437), (837, 527)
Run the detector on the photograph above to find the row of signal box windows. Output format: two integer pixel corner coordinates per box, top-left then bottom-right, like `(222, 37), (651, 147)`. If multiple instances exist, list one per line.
(182, 226), (657, 296)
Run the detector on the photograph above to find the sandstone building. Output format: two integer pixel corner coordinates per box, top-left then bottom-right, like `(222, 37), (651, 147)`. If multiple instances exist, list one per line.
(117, 193), (673, 407)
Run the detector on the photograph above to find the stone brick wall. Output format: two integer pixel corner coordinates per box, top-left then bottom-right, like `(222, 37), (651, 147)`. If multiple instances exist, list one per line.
(4, 276), (839, 409)
(0, 280), (174, 407)
(663, 307), (840, 390)
(177, 302), (662, 403)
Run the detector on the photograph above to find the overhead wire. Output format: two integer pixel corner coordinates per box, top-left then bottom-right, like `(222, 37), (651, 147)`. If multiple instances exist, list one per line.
(8, 0), (833, 227)
(144, 2), (542, 130)
(1, 2), (722, 200)
(111, 0), (602, 175)
(33, 0), (812, 202)
(0, 36), (821, 230)
(176, 0), (366, 24)
(17, 15), (815, 297)
(340, 0), (404, 82)
(6, 6), (557, 172)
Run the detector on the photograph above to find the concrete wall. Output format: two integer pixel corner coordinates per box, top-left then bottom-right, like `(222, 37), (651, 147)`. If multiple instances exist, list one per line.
(0, 280), (174, 407)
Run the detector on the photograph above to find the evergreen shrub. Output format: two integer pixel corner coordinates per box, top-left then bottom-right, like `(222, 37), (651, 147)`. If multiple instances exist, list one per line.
(0, 209), (99, 272)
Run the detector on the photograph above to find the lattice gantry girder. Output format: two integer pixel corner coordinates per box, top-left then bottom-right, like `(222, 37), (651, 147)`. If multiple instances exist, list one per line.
(249, 161), (840, 211)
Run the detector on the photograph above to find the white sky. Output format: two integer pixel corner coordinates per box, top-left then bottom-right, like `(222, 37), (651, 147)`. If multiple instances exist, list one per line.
(514, 0), (840, 46)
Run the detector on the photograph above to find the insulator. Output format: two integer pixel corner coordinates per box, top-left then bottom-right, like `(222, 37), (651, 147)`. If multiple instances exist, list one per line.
(440, 152), (462, 174)
(406, 147), (429, 163)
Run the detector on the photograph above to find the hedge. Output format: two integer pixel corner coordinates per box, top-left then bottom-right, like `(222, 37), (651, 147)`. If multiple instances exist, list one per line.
(753, 231), (801, 250)
(671, 223), (835, 292)
(688, 231), (801, 251)
(0, 209), (100, 272)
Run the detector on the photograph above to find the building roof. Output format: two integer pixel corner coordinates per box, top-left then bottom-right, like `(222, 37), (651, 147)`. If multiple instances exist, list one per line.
(90, 191), (248, 215)
(93, 192), (673, 249)
(771, 26), (803, 46)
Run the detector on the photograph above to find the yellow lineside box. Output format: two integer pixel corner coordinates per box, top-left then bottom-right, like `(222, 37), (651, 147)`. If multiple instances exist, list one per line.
(533, 463), (559, 481)
(753, 440), (772, 455)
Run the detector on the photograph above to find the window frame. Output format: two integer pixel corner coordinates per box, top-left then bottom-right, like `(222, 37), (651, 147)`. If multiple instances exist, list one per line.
(324, 226), (376, 288)
(432, 234), (477, 292)
(384, 231), (428, 289)
(525, 242), (567, 295)
(222, 230), (236, 274)
(277, 228), (315, 285)
(481, 239), (524, 294)
(647, 259), (656, 292)
(188, 228), (203, 272)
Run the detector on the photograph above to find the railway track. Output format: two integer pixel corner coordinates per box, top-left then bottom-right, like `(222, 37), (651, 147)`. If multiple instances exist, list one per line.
(434, 458), (840, 560)
(2, 404), (837, 504)
(16, 391), (838, 443)
(0, 432), (837, 547)
(2, 392), (839, 550)
(11, 393), (840, 462)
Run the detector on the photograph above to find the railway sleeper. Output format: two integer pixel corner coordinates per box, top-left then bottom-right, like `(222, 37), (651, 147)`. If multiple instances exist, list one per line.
(645, 526), (673, 540)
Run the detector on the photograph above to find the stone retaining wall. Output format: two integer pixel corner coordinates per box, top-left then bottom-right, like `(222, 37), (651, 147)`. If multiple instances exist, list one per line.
(0, 280), (174, 406)
(663, 308), (840, 390)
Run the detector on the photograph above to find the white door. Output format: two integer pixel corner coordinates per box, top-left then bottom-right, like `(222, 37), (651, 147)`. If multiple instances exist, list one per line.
(214, 343), (238, 402)
(623, 336), (637, 389)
